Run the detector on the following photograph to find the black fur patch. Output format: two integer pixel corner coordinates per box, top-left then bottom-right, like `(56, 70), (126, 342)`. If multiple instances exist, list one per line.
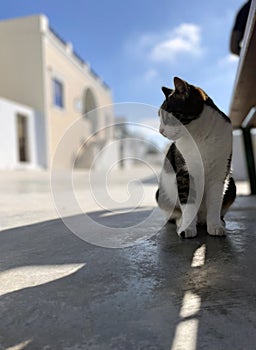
(155, 188), (159, 203)
(176, 169), (190, 205)
(164, 143), (196, 205)
(225, 153), (232, 178)
(160, 81), (204, 125)
(160, 78), (230, 125)
(222, 176), (236, 213)
(164, 143), (179, 172)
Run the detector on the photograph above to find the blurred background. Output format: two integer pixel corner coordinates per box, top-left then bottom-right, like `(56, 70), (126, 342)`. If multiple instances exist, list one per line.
(0, 0), (253, 194)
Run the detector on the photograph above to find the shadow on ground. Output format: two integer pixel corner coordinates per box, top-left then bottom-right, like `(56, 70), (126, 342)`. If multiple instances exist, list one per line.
(0, 196), (256, 350)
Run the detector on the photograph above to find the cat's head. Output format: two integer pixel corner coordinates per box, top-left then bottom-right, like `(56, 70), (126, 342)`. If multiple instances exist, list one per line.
(158, 77), (207, 140)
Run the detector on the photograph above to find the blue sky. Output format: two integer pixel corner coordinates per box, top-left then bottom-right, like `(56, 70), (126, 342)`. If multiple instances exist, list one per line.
(1, 1), (242, 107)
(1, 0), (243, 144)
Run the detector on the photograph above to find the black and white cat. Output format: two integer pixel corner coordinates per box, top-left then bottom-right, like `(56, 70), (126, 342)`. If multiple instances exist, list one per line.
(156, 77), (236, 238)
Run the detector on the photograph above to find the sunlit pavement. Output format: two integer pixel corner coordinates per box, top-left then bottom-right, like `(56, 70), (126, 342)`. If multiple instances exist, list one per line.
(0, 169), (256, 350)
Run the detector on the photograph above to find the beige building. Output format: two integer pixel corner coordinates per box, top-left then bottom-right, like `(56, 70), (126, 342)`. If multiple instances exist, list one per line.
(0, 15), (114, 169)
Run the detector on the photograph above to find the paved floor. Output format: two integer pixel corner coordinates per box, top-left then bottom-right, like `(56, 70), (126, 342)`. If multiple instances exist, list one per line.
(0, 169), (256, 349)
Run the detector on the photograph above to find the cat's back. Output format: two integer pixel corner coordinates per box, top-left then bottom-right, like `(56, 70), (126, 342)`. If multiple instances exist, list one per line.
(179, 99), (233, 154)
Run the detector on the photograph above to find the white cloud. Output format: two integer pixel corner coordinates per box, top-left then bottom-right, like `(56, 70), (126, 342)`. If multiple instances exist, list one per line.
(150, 23), (203, 62)
(128, 23), (203, 64)
(218, 53), (239, 67)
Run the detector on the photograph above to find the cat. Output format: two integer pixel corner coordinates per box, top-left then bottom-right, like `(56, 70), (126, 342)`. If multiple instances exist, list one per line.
(156, 77), (236, 238)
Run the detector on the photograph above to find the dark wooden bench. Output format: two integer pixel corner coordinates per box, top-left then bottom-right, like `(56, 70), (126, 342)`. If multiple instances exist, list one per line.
(229, 0), (256, 194)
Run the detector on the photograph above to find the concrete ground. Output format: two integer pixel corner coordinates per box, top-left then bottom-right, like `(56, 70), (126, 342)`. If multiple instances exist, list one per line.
(0, 168), (256, 350)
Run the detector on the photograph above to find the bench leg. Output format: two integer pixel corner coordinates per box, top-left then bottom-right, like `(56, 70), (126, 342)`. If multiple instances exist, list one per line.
(242, 127), (256, 195)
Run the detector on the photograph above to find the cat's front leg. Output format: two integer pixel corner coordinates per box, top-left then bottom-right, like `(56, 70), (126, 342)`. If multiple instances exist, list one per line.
(176, 169), (198, 238)
(177, 204), (198, 238)
(205, 182), (226, 236)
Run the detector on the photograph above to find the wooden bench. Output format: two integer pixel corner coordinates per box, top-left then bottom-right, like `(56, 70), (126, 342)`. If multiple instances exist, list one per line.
(229, 0), (256, 194)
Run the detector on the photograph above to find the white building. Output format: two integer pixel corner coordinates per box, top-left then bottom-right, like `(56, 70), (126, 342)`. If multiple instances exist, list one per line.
(0, 15), (114, 169)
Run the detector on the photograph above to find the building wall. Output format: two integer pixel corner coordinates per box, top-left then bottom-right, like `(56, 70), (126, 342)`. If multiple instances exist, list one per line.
(0, 14), (114, 170)
(0, 15), (48, 167)
(43, 21), (114, 169)
(0, 98), (42, 169)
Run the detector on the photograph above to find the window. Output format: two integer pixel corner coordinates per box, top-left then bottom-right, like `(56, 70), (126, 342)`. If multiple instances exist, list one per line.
(53, 78), (64, 108)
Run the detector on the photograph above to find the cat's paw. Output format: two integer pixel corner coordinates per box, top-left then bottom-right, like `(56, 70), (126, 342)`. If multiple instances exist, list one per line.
(178, 228), (198, 239)
(207, 224), (226, 237)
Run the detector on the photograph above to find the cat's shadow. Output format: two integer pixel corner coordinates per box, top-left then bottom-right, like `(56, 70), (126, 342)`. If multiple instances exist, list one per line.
(156, 221), (238, 267)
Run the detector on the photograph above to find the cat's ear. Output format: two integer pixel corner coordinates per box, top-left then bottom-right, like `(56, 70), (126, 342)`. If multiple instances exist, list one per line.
(174, 77), (189, 94)
(162, 86), (173, 99)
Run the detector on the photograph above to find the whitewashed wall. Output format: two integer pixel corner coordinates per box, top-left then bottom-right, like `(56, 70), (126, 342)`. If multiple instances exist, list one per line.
(0, 98), (46, 169)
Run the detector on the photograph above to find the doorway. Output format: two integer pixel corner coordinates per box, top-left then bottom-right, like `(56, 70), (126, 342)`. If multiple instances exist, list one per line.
(83, 88), (98, 134)
(16, 114), (29, 162)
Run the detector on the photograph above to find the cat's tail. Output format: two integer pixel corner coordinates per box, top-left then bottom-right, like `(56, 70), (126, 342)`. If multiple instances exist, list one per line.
(221, 176), (236, 217)
(155, 188), (159, 203)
